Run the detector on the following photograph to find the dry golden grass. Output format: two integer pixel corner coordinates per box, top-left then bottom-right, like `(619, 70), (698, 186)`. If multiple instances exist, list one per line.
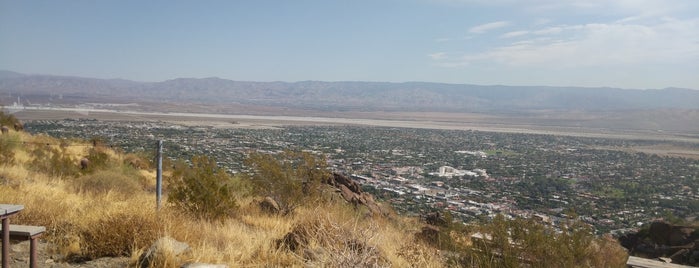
(1, 132), (443, 267)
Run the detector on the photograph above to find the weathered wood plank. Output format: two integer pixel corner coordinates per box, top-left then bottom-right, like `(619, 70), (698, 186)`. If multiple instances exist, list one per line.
(627, 256), (693, 268)
(0, 224), (46, 238)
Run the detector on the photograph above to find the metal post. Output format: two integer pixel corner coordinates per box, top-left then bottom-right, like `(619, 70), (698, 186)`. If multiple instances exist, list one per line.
(30, 238), (37, 268)
(2, 217), (8, 268)
(156, 140), (163, 210)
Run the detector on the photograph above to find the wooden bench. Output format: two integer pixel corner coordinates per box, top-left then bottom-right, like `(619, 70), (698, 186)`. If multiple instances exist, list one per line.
(0, 225), (45, 268)
(627, 256), (693, 268)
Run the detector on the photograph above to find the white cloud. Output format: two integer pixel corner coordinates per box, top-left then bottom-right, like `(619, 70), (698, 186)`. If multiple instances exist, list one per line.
(428, 0), (698, 17)
(533, 26), (563, 35)
(501, 30), (529, 38)
(440, 18), (699, 68)
(469, 21), (510, 33)
(428, 52), (448, 60)
(533, 18), (552, 25)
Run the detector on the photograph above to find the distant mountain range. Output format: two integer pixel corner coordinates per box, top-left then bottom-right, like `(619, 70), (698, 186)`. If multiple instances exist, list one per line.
(1, 70), (698, 112)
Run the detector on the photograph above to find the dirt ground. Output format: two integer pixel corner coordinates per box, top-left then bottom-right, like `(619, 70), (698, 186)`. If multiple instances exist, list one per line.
(7, 240), (129, 268)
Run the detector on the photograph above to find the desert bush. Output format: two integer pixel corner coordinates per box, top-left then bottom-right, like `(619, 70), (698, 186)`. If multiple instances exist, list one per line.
(73, 168), (143, 196)
(462, 215), (628, 268)
(168, 155), (240, 221)
(0, 132), (20, 164)
(82, 146), (111, 172)
(29, 145), (80, 177)
(0, 110), (21, 127)
(78, 211), (161, 259)
(245, 150), (329, 213)
(278, 207), (387, 267)
(124, 152), (154, 170)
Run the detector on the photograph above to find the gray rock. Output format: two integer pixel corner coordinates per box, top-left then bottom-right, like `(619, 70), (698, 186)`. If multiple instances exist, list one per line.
(260, 196), (280, 214)
(138, 236), (190, 268)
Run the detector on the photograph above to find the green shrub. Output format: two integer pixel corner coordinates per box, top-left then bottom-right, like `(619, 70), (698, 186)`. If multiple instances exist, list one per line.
(245, 150), (329, 213)
(168, 155), (240, 221)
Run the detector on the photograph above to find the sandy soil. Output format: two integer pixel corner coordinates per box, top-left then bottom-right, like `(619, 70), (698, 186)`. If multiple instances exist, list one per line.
(13, 108), (699, 144)
(8, 240), (129, 267)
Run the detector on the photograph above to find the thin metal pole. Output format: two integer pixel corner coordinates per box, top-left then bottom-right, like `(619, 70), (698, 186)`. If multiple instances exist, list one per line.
(30, 238), (37, 268)
(2, 217), (8, 268)
(156, 140), (163, 210)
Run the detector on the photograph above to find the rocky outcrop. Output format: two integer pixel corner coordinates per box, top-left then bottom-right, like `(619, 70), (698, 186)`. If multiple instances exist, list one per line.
(648, 221), (696, 246)
(619, 221), (699, 265)
(324, 172), (385, 216)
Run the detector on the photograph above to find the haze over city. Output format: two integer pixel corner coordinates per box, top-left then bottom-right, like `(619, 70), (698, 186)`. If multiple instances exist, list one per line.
(1, 0), (698, 89)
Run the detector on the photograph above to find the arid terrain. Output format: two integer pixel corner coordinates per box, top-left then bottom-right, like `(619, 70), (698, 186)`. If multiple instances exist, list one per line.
(13, 106), (699, 161)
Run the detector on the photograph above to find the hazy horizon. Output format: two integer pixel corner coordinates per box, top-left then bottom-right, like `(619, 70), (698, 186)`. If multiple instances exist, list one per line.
(2, 69), (698, 92)
(1, 0), (698, 90)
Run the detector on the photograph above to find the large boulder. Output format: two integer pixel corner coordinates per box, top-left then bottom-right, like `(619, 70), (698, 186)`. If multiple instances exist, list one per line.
(620, 221), (699, 265)
(325, 172), (387, 216)
(259, 196), (281, 214)
(332, 173), (361, 193)
(649, 221), (696, 246)
(339, 185), (359, 204)
(138, 236), (190, 268)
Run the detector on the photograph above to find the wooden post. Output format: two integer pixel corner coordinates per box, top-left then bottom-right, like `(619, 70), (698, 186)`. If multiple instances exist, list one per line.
(156, 140), (163, 210)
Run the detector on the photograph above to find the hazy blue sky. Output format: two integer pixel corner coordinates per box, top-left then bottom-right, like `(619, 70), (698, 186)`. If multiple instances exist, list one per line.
(1, 0), (697, 89)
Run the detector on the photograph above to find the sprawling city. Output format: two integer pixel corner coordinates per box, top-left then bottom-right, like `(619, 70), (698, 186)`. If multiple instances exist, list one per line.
(26, 118), (699, 235)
